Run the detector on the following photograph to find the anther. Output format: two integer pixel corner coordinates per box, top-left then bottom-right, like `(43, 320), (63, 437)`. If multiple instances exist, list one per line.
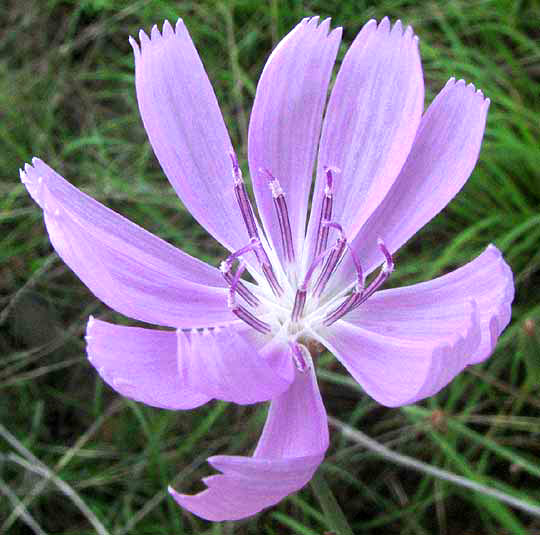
(323, 242), (392, 327)
(378, 238), (394, 273)
(261, 262), (284, 297)
(221, 258), (259, 308)
(263, 169), (295, 264)
(291, 243), (335, 322)
(221, 238), (283, 299)
(223, 273), (259, 307)
(313, 222), (347, 298)
(314, 166), (339, 257)
(350, 239), (394, 310)
(228, 290), (271, 335)
(323, 243), (365, 326)
(291, 289), (306, 323)
(228, 153), (283, 297)
(228, 264), (270, 334)
(221, 238), (261, 271)
(228, 260), (247, 297)
(230, 152), (259, 240)
(289, 342), (309, 372)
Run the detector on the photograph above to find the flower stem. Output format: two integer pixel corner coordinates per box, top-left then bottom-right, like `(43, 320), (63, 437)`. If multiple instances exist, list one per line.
(310, 469), (354, 535)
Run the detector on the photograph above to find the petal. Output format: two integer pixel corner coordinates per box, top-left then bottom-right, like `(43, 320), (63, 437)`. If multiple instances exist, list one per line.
(248, 17), (341, 264)
(319, 300), (484, 407)
(253, 358), (329, 459)
(347, 245), (514, 365)
(170, 364), (328, 520)
(305, 18), (424, 264)
(177, 328), (294, 405)
(131, 20), (248, 253)
(86, 318), (210, 410)
(21, 159), (233, 328)
(340, 78), (490, 283)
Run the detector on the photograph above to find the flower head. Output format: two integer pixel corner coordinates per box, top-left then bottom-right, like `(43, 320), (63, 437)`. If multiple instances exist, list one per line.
(21, 16), (514, 521)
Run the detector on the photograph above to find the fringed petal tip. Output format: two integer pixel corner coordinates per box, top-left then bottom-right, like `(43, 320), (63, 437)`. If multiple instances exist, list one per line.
(248, 12), (342, 266)
(369, 17), (418, 42)
(305, 13), (424, 270)
(128, 35), (139, 59)
(445, 77), (490, 107)
(20, 157), (45, 209)
(168, 365), (328, 521)
(132, 18), (187, 53)
(355, 18), (415, 42)
(21, 157), (75, 217)
(270, 15), (342, 60)
(485, 244), (514, 293)
(132, 13), (249, 254)
(168, 453), (324, 521)
(302, 16), (342, 40)
(319, 16), (344, 40)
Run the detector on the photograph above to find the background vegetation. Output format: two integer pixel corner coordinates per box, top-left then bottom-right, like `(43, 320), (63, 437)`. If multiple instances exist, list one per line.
(1, 0), (539, 533)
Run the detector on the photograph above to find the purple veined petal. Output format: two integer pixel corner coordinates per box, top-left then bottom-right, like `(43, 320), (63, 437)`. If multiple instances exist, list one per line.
(346, 245), (514, 365)
(86, 317), (211, 410)
(304, 18), (424, 268)
(177, 328), (294, 405)
(334, 78), (490, 287)
(131, 20), (249, 254)
(248, 17), (342, 265)
(319, 300), (483, 408)
(170, 364), (329, 521)
(169, 454), (323, 521)
(21, 159), (234, 328)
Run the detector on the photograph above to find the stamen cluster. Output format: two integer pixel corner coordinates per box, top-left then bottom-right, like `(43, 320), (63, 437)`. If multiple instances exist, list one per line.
(220, 155), (395, 344)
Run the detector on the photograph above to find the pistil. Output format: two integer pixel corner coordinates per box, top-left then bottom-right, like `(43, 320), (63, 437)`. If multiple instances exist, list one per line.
(323, 239), (394, 326)
(312, 222), (347, 298)
(291, 289), (306, 323)
(264, 169), (295, 265)
(221, 270), (259, 308)
(227, 261), (271, 334)
(291, 243), (334, 322)
(289, 342), (309, 372)
(323, 244), (365, 326)
(229, 300), (272, 334)
(229, 154), (283, 297)
(220, 238), (261, 272)
(230, 152), (258, 240)
(350, 239), (394, 309)
(314, 166), (338, 257)
(261, 262), (284, 297)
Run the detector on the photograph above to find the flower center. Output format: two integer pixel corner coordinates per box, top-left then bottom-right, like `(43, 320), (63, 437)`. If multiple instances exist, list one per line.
(220, 153), (394, 341)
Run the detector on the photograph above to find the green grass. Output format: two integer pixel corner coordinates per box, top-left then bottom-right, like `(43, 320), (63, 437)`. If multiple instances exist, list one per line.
(1, 0), (539, 533)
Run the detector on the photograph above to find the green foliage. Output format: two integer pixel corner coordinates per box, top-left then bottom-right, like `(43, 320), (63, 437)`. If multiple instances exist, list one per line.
(1, 0), (539, 533)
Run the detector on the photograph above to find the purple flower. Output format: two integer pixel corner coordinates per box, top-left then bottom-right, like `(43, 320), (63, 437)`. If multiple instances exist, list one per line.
(21, 16), (514, 521)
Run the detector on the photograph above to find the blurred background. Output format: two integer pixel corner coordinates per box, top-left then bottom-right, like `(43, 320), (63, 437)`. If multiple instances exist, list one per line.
(1, 0), (539, 533)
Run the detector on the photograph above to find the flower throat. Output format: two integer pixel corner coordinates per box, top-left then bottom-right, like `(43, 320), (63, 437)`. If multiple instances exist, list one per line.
(219, 153), (394, 337)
